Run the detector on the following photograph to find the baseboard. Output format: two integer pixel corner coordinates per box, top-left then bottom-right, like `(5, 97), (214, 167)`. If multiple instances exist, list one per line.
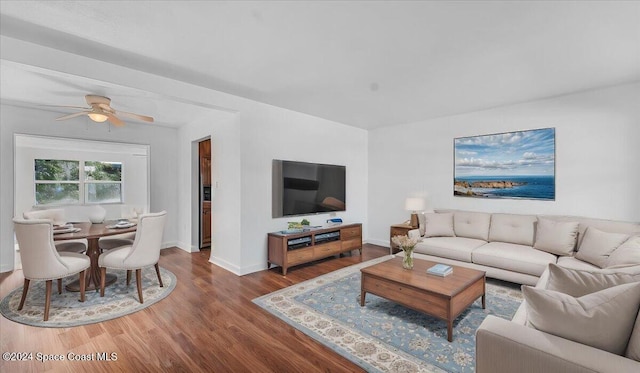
(239, 263), (269, 276)
(209, 255), (242, 276)
(174, 241), (198, 253)
(367, 238), (390, 247)
(0, 263), (14, 273)
(161, 241), (180, 250)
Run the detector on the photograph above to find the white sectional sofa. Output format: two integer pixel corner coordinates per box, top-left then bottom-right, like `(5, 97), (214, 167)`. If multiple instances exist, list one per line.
(408, 209), (640, 285)
(476, 263), (640, 373)
(404, 209), (640, 372)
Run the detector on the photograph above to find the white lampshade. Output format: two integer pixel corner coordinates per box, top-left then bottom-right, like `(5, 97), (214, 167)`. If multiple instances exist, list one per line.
(88, 112), (109, 123)
(405, 197), (425, 212)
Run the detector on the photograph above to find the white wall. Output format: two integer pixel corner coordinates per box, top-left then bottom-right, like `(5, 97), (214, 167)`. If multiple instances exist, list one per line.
(175, 111), (243, 275)
(13, 135), (149, 220)
(0, 104), (179, 272)
(368, 82), (640, 247)
(1, 36), (370, 276)
(237, 102), (369, 274)
(173, 98), (369, 276)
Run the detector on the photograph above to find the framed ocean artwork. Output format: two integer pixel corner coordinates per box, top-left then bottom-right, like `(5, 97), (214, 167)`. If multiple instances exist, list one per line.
(454, 128), (555, 200)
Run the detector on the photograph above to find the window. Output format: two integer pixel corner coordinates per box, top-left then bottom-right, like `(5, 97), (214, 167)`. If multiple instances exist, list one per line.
(84, 161), (123, 204)
(34, 159), (80, 205)
(34, 159), (123, 205)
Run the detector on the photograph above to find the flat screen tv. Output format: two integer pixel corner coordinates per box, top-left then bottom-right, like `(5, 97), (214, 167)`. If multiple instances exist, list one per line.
(272, 160), (346, 218)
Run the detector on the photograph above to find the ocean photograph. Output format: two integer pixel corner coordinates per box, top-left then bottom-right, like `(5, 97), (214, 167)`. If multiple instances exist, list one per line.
(454, 128), (555, 200)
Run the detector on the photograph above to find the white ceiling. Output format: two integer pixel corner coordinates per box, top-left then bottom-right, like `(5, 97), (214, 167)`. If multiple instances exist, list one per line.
(1, 1), (639, 129)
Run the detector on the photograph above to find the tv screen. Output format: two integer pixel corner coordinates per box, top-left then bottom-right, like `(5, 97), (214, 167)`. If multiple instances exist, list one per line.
(272, 160), (346, 218)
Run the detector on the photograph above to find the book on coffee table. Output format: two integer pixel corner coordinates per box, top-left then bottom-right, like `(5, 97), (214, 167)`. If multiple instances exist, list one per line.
(427, 263), (453, 277)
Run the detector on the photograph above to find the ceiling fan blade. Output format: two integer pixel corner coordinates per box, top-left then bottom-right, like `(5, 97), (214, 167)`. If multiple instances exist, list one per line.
(115, 110), (154, 123)
(107, 113), (125, 127)
(42, 105), (90, 110)
(56, 112), (89, 121)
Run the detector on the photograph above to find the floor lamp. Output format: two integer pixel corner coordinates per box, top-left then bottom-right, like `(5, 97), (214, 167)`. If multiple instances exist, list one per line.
(405, 197), (425, 228)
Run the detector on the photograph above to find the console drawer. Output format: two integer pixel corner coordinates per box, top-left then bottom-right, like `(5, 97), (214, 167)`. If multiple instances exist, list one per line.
(314, 241), (342, 257)
(287, 248), (314, 265)
(342, 238), (361, 250)
(341, 226), (361, 239)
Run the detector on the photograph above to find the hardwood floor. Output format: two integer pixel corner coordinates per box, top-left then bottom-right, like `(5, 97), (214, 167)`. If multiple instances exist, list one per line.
(0, 244), (389, 372)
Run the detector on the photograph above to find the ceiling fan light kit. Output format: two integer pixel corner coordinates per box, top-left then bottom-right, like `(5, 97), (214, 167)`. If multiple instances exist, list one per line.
(54, 95), (154, 127)
(88, 112), (109, 123)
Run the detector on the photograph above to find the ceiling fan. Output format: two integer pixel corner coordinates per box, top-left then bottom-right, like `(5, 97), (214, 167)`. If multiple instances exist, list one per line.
(54, 95), (154, 126)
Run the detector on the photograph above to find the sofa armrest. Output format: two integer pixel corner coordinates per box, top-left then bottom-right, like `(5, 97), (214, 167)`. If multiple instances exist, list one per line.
(408, 229), (421, 240)
(476, 316), (640, 373)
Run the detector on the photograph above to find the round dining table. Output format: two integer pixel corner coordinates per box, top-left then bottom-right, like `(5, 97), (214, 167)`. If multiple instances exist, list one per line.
(54, 221), (137, 292)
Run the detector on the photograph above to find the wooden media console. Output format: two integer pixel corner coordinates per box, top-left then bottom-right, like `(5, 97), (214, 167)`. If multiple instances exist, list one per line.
(267, 223), (362, 275)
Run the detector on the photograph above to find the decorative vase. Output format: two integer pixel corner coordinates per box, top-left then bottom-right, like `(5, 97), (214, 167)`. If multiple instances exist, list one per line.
(88, 205), (106, 224)
(402, 247), (414, 269)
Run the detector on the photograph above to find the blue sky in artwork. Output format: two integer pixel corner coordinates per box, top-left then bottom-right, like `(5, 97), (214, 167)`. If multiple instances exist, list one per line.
(455, 128), (555, 176)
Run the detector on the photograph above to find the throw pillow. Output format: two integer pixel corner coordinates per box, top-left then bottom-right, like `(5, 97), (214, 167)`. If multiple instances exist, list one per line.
(534, 218), (579, 256)
(626, 312), (640, 361)
(546, 263), (639, 297)
(607, 236), (640, 269)
(424, 213), (455, 238)
(522, 282), (640, 356)
(418, 213), (426, 236)
(575, 227), (629, 268)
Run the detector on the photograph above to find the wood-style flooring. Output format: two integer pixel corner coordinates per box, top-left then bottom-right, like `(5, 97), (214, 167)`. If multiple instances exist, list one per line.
(0, 244), (389, 372)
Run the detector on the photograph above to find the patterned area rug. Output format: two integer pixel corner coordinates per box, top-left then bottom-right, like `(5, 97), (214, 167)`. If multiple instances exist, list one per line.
(253, 257), (523, 373)
(0, 267), (176, 327)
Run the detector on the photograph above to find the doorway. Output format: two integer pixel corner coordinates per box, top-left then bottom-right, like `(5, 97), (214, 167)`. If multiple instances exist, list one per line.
(199, 139), (211, 249)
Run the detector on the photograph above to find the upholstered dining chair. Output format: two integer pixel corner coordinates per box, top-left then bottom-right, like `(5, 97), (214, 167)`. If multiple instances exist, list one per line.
(98, 232), (136, 251)
(13, 219), (90, 321)
(98, 205), (141, 251)
(23, 209), (87, 253)
(99, 211), (167, 303)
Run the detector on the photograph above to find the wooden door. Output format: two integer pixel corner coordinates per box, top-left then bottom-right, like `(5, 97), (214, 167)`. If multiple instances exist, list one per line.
(199, 140), (211, 186)
(199, 139), (212, 249)
(202, 202), (211, 247)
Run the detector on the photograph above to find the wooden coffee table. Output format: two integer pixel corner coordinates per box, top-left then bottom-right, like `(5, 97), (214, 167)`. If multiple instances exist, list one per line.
(360, 257), (485, 342)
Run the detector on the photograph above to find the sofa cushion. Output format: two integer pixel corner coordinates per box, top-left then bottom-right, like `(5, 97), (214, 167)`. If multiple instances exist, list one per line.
(546, 263), (640, 297)
(489, 213), (537, 246)
(473, 242), (557, 277)
(544, 264), (640, 362)
(607, 236), (640, 269)
(453, 211), (491, 241)
(556, 256), (601, 271)
(414, 237), (485, 262)
(575, 227), (629, 268)
(533, 218), (579, 256)
(627, 313), (640, 361)
(522, 282), (640, 356)
(424, 213), (455, 237)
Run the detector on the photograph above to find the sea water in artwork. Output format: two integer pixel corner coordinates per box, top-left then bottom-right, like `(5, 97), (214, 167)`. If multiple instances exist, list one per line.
(454, 128), (555, 200)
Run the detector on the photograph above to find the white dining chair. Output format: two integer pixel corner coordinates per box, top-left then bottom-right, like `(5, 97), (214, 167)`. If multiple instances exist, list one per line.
(98, 205), (143, 251)
(99, 211), (167, 303)
(23, 209), (87, 253)
(13, 219), (90, 321)
(99, 232), (136, 251)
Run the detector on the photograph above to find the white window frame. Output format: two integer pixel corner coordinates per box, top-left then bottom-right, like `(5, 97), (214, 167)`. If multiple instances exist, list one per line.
(15, 134), (150, 220)
(34, 159), (124, 206)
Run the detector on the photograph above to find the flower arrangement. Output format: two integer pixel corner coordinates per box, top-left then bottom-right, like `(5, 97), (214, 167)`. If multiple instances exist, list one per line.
(392, 235), (418, 269)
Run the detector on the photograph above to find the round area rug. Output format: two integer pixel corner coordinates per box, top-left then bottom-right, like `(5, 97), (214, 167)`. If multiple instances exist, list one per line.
(0, 266), (176, 328)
